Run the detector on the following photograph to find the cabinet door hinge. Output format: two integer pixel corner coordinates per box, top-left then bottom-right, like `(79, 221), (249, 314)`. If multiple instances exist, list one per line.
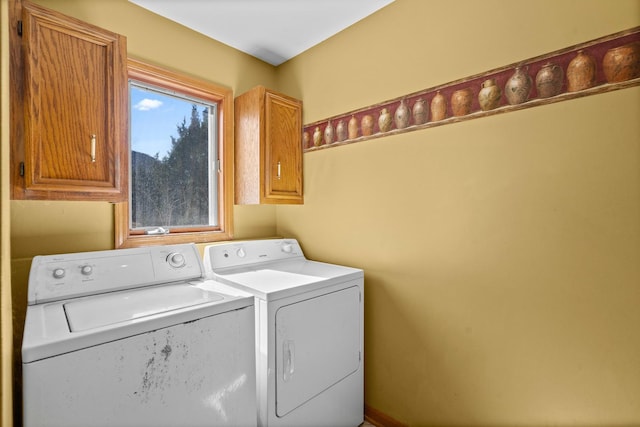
(19, 162), (25, 177)
(17, 21), (23, 36)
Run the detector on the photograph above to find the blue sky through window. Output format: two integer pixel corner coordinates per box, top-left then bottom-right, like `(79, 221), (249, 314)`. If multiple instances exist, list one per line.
(130, 85), (207, 159)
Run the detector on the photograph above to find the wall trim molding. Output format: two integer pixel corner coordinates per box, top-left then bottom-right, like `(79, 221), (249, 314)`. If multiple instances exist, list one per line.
(364, 404), (408, 427)
(303, 27), (640, 152)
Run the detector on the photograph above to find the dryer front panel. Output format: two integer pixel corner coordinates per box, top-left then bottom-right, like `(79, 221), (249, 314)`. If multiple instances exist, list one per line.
(275, 285), (361, 417)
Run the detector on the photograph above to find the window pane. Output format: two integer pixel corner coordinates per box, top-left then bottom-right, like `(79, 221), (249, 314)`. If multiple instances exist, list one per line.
(129, 84), (217, 230)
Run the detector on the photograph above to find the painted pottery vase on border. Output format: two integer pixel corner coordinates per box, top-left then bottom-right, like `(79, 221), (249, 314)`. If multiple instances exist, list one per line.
(303, 131), (310, 149)
(378, 108), (392, 133)
(478, 78), (501, 111)
(361, 115), (374, 136)
(603, 42), (640, 83)
(505, 66), (532, 105)
(412, 98), (428, 125)
(313, 126), (322, 146)
(335, 119), (347, 142)
(324, 120), (334, 145)
(394, 99), (411, 129)
(451, 88), (473, 116)
(536, 62), (564, 98)
(430, 91), (447, 121)
(567, 50), (596, 92)
(348, 115), (359, 139)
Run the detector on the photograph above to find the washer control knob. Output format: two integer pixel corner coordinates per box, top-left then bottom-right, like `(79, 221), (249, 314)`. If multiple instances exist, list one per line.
(53, 268), (66, 279)
(80, 265), (93, 276)
(281, 243), (293, 253)
(237, 248), (246, 258)
(167, 252), (186, 268)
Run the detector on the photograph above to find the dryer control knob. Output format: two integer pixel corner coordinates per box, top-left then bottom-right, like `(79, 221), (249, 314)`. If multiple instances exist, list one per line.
(80, 265), (93, 276)
(281, 243), (293, 253)
(236, 248), (246, 258)
(167, 252), (186, 268)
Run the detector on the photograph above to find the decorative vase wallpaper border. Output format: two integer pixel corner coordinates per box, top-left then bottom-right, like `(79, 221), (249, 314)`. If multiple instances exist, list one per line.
(303, 27), (640, 152)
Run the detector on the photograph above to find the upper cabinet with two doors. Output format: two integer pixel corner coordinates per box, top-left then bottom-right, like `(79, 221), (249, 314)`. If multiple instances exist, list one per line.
(11, 0), (128, 201)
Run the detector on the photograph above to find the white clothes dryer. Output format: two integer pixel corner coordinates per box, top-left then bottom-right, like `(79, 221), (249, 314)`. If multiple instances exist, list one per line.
(204, 239), (364, 427)
(22, 244), (257, 427)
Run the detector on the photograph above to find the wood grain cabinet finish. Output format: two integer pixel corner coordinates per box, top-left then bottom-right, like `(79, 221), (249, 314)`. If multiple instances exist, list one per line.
(234, 86), (303, 204)
(12, 1), (128, 201)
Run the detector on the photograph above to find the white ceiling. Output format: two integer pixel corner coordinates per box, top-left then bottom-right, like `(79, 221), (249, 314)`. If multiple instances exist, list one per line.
(129, 0), (395, 66)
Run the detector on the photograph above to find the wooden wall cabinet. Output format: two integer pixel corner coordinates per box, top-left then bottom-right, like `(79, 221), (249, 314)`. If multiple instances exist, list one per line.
(234, 86), (303, 204)
(11, 1), (128, 201)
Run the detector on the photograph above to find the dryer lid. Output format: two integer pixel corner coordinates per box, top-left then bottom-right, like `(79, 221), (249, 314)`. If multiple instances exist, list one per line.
(214, 259), (363, 301)
(64, 284), (224, 332)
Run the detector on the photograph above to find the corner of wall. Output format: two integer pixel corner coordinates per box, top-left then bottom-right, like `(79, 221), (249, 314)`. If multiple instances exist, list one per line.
(1, 0), (15, 423)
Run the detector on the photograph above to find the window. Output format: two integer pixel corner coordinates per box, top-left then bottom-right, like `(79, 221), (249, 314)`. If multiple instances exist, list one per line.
(115, 59), (233, 247)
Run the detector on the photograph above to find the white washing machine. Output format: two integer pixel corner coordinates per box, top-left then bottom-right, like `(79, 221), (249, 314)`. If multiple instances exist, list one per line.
(203, 239), (364, 427)
(22, 243), (257, 427)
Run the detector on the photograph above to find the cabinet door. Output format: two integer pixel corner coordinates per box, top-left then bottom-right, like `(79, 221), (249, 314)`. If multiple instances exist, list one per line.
(264, 91), (303, 203)
(19, 2), (127, 201)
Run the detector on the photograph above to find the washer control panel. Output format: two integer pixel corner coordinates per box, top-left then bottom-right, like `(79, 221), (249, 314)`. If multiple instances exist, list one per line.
(203, 239), (304, 273)
(28, 244), (204, 305)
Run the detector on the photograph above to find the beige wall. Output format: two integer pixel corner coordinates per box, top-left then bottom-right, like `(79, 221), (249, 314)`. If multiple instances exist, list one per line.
(1, 0), (14, 422)
(3, 0), (640, 426)
(277, 0), (640, 425)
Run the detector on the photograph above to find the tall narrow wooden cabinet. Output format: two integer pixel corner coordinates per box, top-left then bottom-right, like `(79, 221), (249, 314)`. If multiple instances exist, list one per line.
(11, 1), (128, 201)
(234, 86), (303, 204)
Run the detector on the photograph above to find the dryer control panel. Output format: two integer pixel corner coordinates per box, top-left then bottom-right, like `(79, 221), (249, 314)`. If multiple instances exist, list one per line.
(28, 244), (204, 304)
(204, 239), (304, 273)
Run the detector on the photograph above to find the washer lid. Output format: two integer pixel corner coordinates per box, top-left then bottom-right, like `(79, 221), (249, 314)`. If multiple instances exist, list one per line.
(64, 284), (224, 332)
